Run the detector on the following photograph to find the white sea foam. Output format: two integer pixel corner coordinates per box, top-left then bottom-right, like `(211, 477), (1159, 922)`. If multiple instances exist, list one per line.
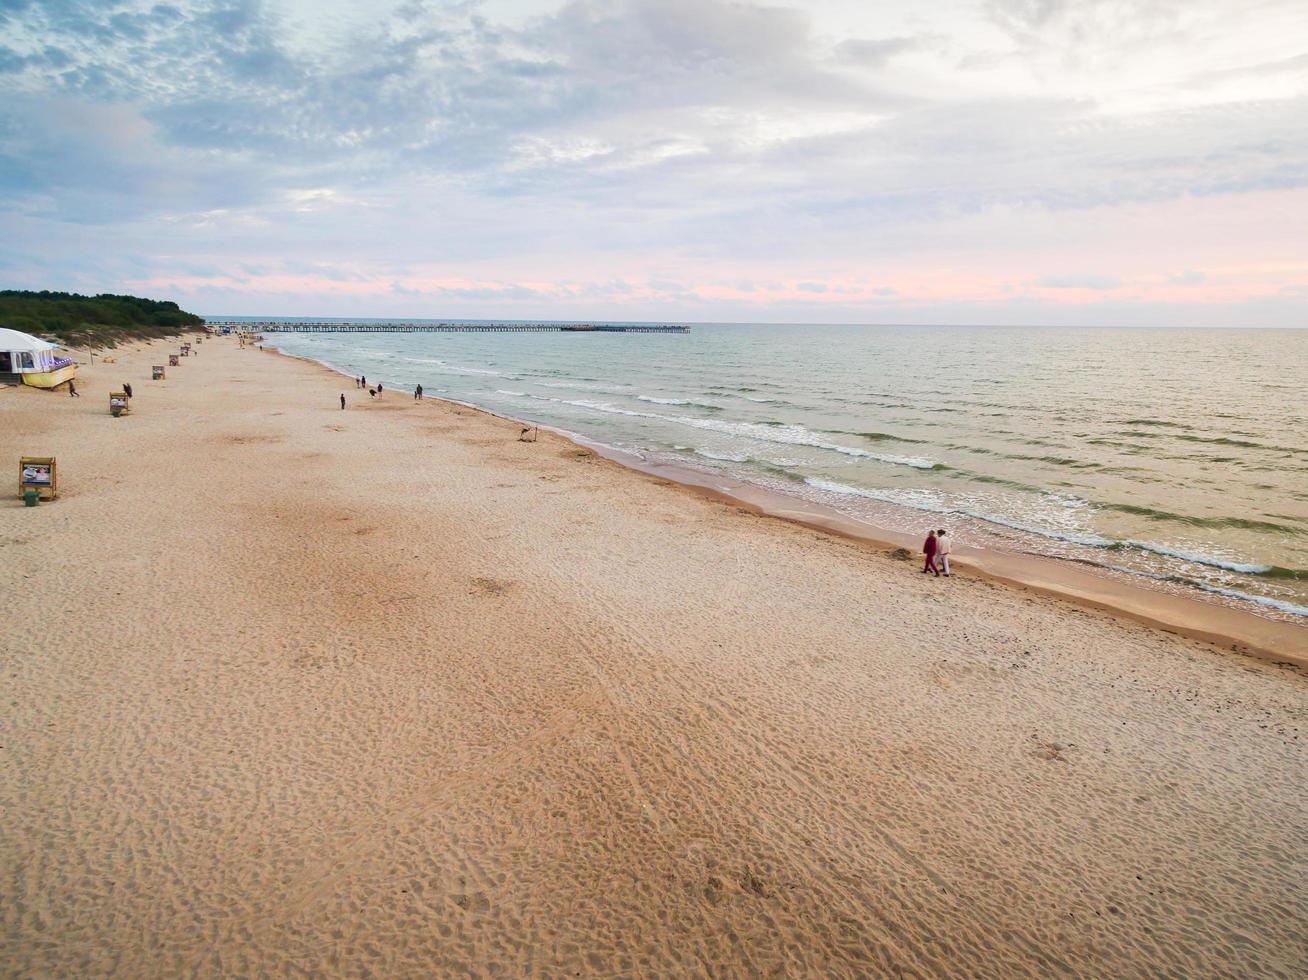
(805, 478), (952, 515)
(1123, 541), (1272, 575)
(695, 448), (752, 463)
(533, 379), (627, 393)
(637, 395), (723, 410)
(1185, 582), (1308, 617)
(669, 418), (937, 468)
(532, 396), (939, 470)
(805, 478), (1116, 547)
(637, 395), (691, 405)
(557, 397), (647, 417)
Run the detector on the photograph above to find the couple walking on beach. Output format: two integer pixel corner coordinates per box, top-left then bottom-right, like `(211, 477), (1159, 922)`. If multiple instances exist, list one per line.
(922, 529), (952, 577)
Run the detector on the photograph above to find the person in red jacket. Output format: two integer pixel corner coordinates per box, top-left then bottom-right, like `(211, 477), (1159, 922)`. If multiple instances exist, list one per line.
(922, 529), (940, 576)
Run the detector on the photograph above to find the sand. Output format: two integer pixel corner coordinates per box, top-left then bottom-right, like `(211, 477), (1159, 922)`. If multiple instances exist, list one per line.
(2, 336), (1306, 978)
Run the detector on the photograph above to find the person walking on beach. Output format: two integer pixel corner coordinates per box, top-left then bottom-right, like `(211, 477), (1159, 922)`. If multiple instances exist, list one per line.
(922, 529), (940, 576)
(356, 376), (361, 388)
(414, 384), (423, 400)
(361, 375), (366, 388)
(340, 393), (346, 410)
(376, 382), (383, 398)
(68, 380), (79, 397)
(937, 529), (952, 576)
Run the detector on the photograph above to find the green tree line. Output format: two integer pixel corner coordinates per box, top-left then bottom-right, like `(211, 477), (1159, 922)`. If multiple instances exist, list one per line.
(0, 290), (204, 347)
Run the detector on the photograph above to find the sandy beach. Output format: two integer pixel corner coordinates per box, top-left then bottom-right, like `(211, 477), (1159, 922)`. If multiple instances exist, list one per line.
(3, 335), (1306, 977)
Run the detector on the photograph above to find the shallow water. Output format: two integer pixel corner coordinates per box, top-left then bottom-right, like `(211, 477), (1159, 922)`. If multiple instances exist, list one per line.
(260, 321), (1308, 621)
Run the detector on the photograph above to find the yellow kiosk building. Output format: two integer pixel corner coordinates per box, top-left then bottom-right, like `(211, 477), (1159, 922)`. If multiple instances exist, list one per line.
(0, 328), (76, 389)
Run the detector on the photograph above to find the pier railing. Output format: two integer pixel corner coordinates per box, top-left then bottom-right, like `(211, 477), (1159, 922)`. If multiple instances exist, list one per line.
(204, 321), (689, 334)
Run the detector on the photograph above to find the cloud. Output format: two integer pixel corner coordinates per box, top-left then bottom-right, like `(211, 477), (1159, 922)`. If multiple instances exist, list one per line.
(1034, 274), (1122, 290)
(835, 35), (925, 66)
(0, 0), (1305, 324)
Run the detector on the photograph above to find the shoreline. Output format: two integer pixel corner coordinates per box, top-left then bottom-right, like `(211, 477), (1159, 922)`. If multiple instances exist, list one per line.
(267, 340), (1308, 667)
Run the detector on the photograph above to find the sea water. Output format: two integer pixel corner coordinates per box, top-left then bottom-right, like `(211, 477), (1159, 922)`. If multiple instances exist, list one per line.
(262, 321), (1308, 622)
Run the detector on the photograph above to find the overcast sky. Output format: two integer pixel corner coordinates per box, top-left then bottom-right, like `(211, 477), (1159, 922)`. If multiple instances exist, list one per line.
(3, 0), (1306, 324)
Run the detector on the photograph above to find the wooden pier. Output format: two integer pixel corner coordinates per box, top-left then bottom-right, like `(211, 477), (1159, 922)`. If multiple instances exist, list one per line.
(205, 321), (689, 334)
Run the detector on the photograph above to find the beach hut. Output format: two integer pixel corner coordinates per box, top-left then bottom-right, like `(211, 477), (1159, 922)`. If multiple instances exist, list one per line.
(0, 328), (76, 389)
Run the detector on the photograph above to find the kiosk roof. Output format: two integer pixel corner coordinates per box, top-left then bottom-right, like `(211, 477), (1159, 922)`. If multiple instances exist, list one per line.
(0, 328), (58, 352)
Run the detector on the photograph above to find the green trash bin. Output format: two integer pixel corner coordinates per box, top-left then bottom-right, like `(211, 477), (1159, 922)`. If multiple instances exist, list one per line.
(23, 489), (39, 507)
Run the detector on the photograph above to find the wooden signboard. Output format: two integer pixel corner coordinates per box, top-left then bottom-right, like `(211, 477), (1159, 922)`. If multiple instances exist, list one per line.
(19, 457), (56, 500)
(169, 355), (180, 367)
(110, 391), (130, 416)
(153, 365), (165, 380)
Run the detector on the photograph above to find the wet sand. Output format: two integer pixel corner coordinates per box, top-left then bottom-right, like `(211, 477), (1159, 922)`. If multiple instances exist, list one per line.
(2, 335), (1306, 977)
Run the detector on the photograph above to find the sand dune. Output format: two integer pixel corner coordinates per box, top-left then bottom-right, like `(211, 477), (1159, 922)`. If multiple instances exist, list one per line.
(2, 337), (1306, 977)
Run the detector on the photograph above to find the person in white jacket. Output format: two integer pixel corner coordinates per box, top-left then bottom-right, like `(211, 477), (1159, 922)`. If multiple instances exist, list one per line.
(937, 529), (952, 576)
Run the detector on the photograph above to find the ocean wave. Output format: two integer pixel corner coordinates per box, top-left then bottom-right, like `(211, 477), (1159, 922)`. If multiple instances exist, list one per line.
(1098, 502), (1304, 536)
(637, 395), (722, 410)
(555, 397), (646, 417)
(804, 478), (952, 516)
(525, 396), (939, 470)
(638, 395), (691, 405)
(678, 419), (937, 469)
(1175, 581), (1308, 618)
(693, 448), (751, 463)
(532, 379), (627, 393)
(412, 360), (506, 377)
(1121, 541), (1272, 574)
(1120, 418), (1192, 429)
(826, 430), (928, 446)
(495, 389), (527, 397)
(1167, 433), (1308, 456)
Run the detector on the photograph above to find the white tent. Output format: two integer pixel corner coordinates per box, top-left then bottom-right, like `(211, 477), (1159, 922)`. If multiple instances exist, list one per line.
(0, 327), (73, 386)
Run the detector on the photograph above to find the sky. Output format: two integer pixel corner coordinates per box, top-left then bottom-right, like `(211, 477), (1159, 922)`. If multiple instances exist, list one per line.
(2, 0), (1307, 325)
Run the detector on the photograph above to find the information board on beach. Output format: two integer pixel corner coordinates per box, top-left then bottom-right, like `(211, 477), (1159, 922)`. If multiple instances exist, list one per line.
(153, 365), (165, 380)
(19, 456), (56, 500)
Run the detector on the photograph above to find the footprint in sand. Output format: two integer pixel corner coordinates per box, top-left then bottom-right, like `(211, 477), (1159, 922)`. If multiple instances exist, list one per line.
(1033, 738), (1074, 762)
(703, 876), (725, 905)
(451, 891), (491, 914)
(740, 865), (769, 897)
(471, 576), (514, 596)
